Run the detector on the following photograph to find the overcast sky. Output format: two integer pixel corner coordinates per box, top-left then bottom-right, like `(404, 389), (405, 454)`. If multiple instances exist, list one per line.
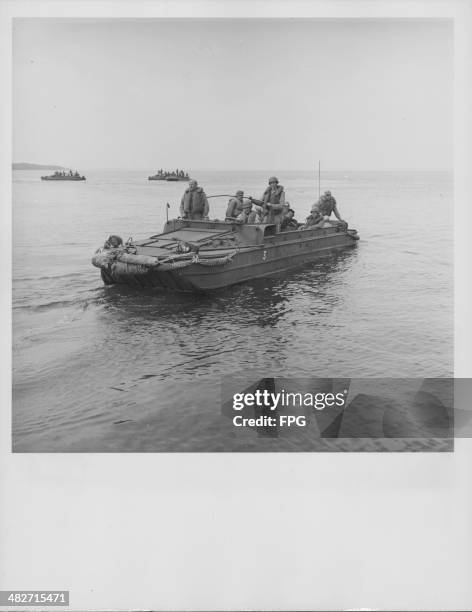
(13, 18), (453, 171)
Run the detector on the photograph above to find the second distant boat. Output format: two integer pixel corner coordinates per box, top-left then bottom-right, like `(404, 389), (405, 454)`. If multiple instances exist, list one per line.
(41, 170), (86, 181)
(148, 169), (190, 181)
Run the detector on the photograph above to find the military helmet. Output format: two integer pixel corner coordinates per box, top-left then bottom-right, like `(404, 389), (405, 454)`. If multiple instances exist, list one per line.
(105, 234), (123, 249)
(268, 176), (279, 184)
(324, 190), (331, 196)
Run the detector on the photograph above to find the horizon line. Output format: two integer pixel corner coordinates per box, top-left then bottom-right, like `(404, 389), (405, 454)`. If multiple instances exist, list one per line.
(12, 163), (453, 174)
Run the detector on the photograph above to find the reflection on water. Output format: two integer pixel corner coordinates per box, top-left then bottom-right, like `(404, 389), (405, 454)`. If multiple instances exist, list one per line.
(98, 247), (357, 329)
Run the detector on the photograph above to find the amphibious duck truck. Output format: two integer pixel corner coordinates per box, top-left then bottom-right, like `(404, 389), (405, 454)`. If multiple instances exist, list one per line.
(92, 218), (359, 292)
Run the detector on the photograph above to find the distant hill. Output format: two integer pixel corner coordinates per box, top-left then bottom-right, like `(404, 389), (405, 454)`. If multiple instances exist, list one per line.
(12, 162), (67, 171)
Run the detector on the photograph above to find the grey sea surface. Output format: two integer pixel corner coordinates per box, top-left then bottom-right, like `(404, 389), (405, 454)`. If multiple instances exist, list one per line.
(12, 170), (453, 451)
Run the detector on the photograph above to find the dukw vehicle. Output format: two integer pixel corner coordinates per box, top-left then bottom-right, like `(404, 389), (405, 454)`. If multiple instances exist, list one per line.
(92, 216), (359, 292)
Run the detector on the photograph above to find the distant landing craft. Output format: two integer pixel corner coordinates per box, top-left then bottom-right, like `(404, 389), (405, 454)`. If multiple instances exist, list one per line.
(41, 170), (86, 181)
(148, 169), (190, 181)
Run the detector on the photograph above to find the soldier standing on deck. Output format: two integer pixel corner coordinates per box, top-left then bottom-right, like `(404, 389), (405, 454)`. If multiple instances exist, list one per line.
(180, 179), (209, 220)
(260, 176), (286, 227)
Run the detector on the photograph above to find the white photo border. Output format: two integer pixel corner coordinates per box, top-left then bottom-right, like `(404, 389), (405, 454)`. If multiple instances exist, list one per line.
(1, 1), (471, 610)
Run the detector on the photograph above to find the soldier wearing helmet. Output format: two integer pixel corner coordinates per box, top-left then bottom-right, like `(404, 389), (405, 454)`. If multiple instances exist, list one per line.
(180, 179), (209, 220)
(280, 205), (299, 231)
(261, 176), (286, 227)
(234, 199), (252, 224)
(311, 190), (344, 223)
(225, 190), (245, 220)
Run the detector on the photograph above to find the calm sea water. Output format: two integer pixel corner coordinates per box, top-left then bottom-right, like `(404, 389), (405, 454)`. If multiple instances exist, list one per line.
(12, 170), (453, 451)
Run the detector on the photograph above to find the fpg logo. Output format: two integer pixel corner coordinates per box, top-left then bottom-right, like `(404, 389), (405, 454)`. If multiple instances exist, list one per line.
(279, 415), (306, 427)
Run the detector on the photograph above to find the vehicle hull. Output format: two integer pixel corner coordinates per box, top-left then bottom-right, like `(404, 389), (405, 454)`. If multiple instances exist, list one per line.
(96, 222), (359, 292)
